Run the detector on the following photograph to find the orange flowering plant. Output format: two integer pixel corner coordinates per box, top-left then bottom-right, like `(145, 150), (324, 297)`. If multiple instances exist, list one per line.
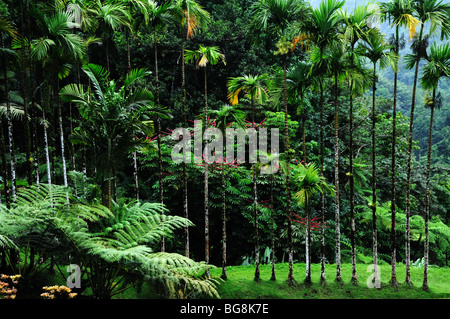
(0, 274), (21, 299)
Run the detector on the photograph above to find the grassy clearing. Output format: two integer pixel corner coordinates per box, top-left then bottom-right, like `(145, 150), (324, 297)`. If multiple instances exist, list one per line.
(209, 263), (450, 299)
(40, 261), (448, 299)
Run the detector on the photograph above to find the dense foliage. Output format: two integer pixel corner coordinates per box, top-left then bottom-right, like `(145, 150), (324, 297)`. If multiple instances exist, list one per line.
(0, 0), (449, 298)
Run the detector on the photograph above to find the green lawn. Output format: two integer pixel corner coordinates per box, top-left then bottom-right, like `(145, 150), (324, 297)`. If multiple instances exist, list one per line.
(208, 262), (450, 299)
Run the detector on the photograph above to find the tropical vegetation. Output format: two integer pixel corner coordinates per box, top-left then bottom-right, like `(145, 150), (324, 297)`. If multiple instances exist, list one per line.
(0, 0), (449, 300)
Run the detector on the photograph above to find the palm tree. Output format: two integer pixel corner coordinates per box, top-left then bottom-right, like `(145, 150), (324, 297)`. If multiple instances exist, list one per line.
(31, 10), (86, 189)
(227, 73), (269, 282)
(419, 42), (450, 290)
(14, 1), (33, 187)
(381, 0), (421, 286)
(0, 16), (18, 198)
(328, 39), (348, 283)
(208, 104), (246, 279)
(171, 0), (210, 258)
(251, 0), (310, 285)
(186, 45), (226, 111)
(88, 0), (131, 73)
(185, 44), (225, 275)
(303, 0), (344, 283)
(144, 0), (174, 239)
(403, 0), (450, 285)
(60, 64), (169, 209)
(146, 0), (173, 105)
(359, 28), (396, 288)
(293, 162), (332, 284)
(340, 0), (379, 284)
(272, 62), (313, 162)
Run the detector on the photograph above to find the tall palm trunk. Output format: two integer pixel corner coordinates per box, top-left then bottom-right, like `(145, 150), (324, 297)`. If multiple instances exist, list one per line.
(423, 88), (436, 291)
(221, 165), (227, 280)
(302, 115), (307, 163)
(270, 175), (276, 281)
(349, 80), (357, 284)
(390, 26), (400, 286)
(204, 161), (209, 274)
(19, 1), (32, 186)
(133, 151), (139, 200)
(106, 39), (110, 74)
(334, 70), (342, 282)
(107, 138), (112, 210)
(28, 33), (40, 185)
(253, 164), (260, 282)
(201, 62), (210, 276)
(319, 80), (326, 284)
(305, 200), (311, 283)
(181, 38), (190, 259)
(126, 42), (139, 202)
(0, 119), (10, 208)
(153, 41), (165, 251)
(251, 97), (260, 282)
(2, 43), (17, 199)
(283, 55), (294, 285)
(42, 84), (52, 186)
(371, 62), (379, 287)
(55, 81), (68, 188)
(405, 24), (424, 285)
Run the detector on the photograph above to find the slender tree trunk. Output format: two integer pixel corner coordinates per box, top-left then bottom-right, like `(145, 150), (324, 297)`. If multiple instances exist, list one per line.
(405, 24), (424, 286)
(423, 89), (435, 291)
(153, 41), (165, 251)
(390, 26), (399, 286)
(204, 162), (209, 274)
(181, 38), (189, 259)
(305, 201), (311, 284)
(302, 116), (307, 163)
(106, 39), (110, 74)
(107, 138), (112, 210)
(319, 81), (326, 284)
(43, 85), (52, 186)
(221, 165), (227, 280)
(253, 164), (260, 282)
(2, 42), (16, 199)
(133, 151), (139, 201)
(126, 29), (131, 72)
(349, 80), (357, 284)
(270, 175), (276, 281)
(19, 2), (32, 186)
(126, 35), (139, 202)
(29, 48), (40, 185)
(252, 98), (260, 282)
(157, 117), (163, 207)
(70, 103), (76, 173)
(371, 63), (379, 287)
(201, 64), (210, 276)
(155, 42), (160, 104)
(283, 55), (294, 285)
(0, 120), (10, 208)
(55, 82), (68, 188)
(334, 71), (341, 282)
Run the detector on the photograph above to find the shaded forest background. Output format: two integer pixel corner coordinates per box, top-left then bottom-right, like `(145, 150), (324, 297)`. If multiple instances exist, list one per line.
(0, 0), (449, 273)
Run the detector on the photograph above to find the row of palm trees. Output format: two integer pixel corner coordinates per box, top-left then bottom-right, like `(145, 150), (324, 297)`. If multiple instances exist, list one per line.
(0, 0), (448, 292)
(242, 0), (449, 289)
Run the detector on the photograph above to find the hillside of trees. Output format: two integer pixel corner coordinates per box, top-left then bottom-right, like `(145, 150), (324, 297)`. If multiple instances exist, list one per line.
(0, 0), (449, 299)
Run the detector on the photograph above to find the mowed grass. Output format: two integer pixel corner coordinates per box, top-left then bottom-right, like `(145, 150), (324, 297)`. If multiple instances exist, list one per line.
(209, 263), (450, 299)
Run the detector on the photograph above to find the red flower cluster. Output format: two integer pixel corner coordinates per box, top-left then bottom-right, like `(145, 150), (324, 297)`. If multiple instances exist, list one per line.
(291, 213), (328, 231)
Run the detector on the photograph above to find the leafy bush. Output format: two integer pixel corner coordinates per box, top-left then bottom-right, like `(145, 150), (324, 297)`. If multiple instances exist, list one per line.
(0, 184), (220, 299)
